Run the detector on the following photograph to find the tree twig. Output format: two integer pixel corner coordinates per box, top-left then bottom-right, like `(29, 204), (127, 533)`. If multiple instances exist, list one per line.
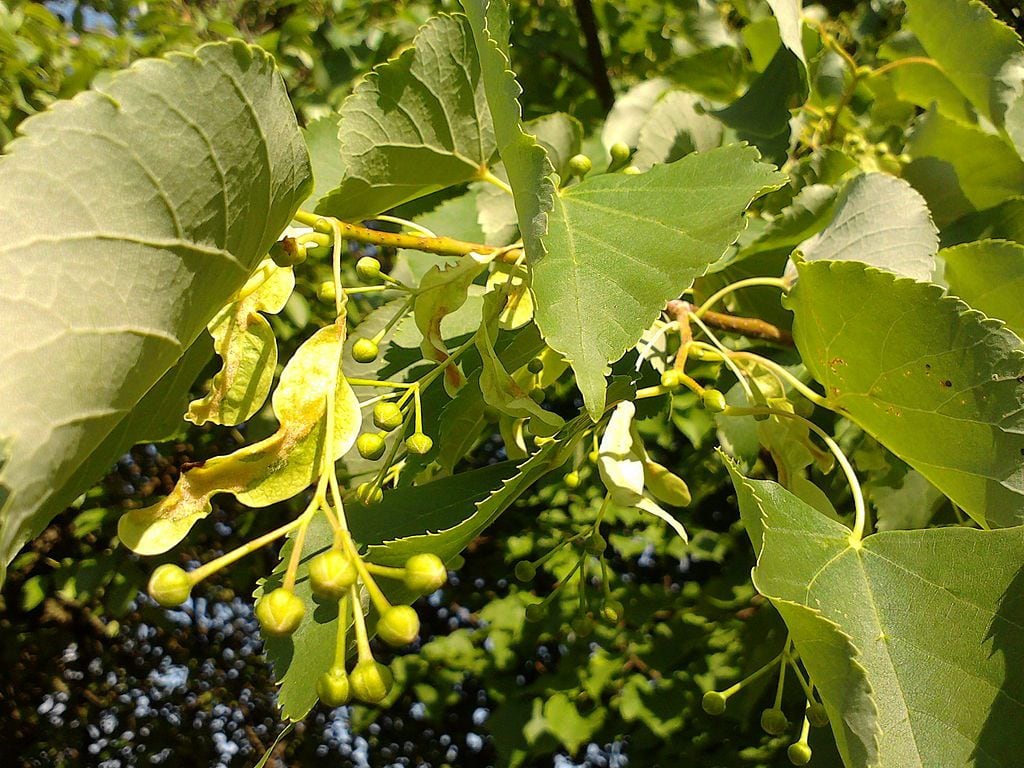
(666, 300), (793, 346)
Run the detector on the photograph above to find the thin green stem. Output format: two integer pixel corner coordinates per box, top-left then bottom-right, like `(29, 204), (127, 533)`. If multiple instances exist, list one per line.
(350, 584), (373, 662)
(719, 650), (786, 698)
(869, 56), (941, 78)
(687, 317), (756, 402)
(374, 214), (437, 238)
(723, 406), (867, 544)
(729, 351), (831, 408)
(188, 516), (305, 584)
(480, 169), (513, 195)
(283, 511), (314, 592)
(693, 278), (789, 318)
(333, 594), (350, 667)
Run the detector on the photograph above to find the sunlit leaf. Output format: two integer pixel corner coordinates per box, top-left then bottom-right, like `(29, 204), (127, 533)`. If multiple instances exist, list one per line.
(0, 41), (311, 579)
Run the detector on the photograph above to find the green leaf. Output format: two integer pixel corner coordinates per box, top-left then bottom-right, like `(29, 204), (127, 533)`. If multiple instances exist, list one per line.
(460, 0), (556, 264)
(905, 108), (1024, 227)
(940, 197), (1024, 247)
(187, 260), (294, 426)
(788, 259), (1024, 527)
(942, 238), (1024, 338)
(0, 41), (311, 581)
(735, 471), (1024, 768)
(301, 114), (345, 210)
(632, 90), (724, 171)
(799, 172), (938, 281)
(541, 692), (606, 754)
(903, 0), (1024, 145)
(316, 14), (496, 220)
(119, 321), (362, 554)
(765, 0), (807, 70)
(534, 144), (785, 417)
(713, 47), (806, 144)
(742, 183), (838, 257)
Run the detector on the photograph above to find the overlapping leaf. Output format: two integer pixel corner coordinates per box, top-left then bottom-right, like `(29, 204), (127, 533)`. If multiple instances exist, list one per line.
(632, 90), (724, 171)
(904, 0), (1024, 156)
(119, 321), (361, 555)
(798, 172), (938, 281)
(730, 469), (1024, 768)
(533, 145), (785, 417)
(0, 41), (311, 581)
(187, 260), (294, 426)
(942, 238), (1024, 338)
(459, 0), (555, 264)
(316, 14), (496, 220)
(787, 259), (1024, 527)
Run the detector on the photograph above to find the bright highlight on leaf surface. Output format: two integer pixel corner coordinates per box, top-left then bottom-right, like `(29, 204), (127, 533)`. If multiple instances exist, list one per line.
(0, 40), (311, 581)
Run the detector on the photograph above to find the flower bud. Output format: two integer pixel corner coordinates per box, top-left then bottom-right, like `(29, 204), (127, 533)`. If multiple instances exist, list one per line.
(355, 256), (382, 280)
(317, 666), (350, 707)
(372, 402), (404, 431)
(787, 743), (812, 766)
(376, 605), (420, 647)
(350, 660), (394, 703)
(256, 588), (305, 637)
(352, 338), (379, 363)
(403, 553), (447, 594)
(761, 707), (789, 735)
(309, 550), (358, 599)
(405, 432), (433, 455)
(148, 564), (192, 607)
(702, 690), (727, 715)
(357, 432), (386, 460)
(702, 388), (727, 413)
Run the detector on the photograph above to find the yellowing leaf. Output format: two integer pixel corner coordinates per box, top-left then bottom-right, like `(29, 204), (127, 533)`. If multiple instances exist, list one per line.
(187, 260), (295, 426)
(119, 321), (361, 555)
(414, 253), (492, 391)
(476, 300), (563, 434)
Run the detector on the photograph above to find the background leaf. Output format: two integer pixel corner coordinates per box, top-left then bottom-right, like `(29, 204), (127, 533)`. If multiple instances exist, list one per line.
(317, 14), (496, 220)
(942, 238), (1024, 337)
(798, 172), (938, 281)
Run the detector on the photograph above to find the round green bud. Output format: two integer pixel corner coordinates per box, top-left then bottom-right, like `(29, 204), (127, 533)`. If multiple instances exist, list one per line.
(352, 338), (379, 363)
(308, 549), (358, 599)
(610, 142), (631, 163)
(761, 707), (790, 735)
(377, 604), (421, 647)
(588, 450), (600, 463)
(148, 563), (192, 607)
(661, 369), (682, 390)
(702, 690), (728, 716)
(564, 471), (581, 489)
(807, 702), (829, 728)
(514, 561), (537, 582)
(316, 281), (337, 303)
(372, 401), (404, 432)
(702, 388), (728, 413)
(357, 432), (386, 461)
(787, 743), (812, 766)
(355, 256), (382, 281)
(622, 165), (641, 175)
(356, 482), (383, 506)
(601, 600), (624, 623)
(568, 154), (592, 177)
(405, 432), (433, 455)
(270, 238), (306, 268)
(529, 388), (546, 404)
(317, 666), (351, 707)
(350, 659), (394, 704)
(571, 615), (594, 637)
(585, 532), (607, 555)
(525, 603), (547, 622)
(527, 357), (545, 374)
(256, 588), (305, 637)
(403, 553), (447, 594)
